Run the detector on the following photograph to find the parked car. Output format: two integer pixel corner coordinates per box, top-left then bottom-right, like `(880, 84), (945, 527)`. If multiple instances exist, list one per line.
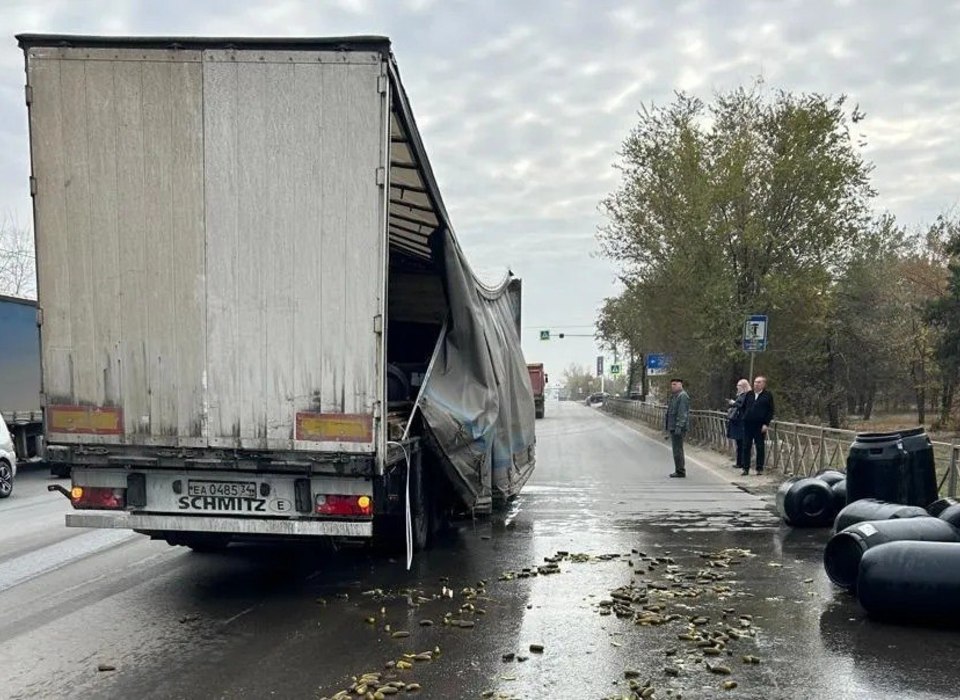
(584, 392), (610, 406)
(0, 415), (17, 498)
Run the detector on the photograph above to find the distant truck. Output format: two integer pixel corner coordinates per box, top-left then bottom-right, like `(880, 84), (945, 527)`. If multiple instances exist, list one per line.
(0, 295), (43, 461)
(20, 34), (536, 552)
(527, 364), (547, 419)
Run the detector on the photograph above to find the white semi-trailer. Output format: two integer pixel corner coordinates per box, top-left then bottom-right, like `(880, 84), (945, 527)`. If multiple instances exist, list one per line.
(19, 34), (536, 552)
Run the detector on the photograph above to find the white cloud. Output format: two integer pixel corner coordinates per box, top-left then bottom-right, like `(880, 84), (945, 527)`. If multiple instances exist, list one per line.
(2, 0), (960, 372)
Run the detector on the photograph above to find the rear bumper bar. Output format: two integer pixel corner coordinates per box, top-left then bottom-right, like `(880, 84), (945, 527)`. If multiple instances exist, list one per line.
(65, 512), (373, 538)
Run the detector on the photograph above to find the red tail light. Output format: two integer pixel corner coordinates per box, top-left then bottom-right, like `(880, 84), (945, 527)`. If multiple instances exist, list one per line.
(71, 486), (126, 510)
(315, 494), (373, 517)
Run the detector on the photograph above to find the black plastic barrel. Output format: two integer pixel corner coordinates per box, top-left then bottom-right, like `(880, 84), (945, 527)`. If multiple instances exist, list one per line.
(846, 432), (907, 504)
(830, 479), (847, 513)
(898, 428), (938, 507)
(927, 497), (959, 517)
(823, 517), (959, 590)
(938, 504), (960, 530)
(816, 470), (846, 487)
(858, 541), (960, 623)
(846, 429), (937, 508)
(776, 478), (836, 527)
(833, 499), (928, 533)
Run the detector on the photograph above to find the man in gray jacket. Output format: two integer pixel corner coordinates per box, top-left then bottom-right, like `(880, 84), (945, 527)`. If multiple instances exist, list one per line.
(665, 378), (690, 478)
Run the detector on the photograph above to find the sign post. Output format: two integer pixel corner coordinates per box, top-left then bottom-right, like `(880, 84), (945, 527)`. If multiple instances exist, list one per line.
(597, 355), (604, 393)
(742, 314), (768, 380)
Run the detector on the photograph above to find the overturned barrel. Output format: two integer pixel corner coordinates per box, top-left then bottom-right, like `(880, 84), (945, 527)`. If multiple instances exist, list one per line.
(816, 470), (846, 487)
(823, 517), (960, 590)
(833, 499), (928, 533)
(777, 478), (836, 527)
(858, 541), (960, 623)
(830, 479), (847, 513)
(927, 497), (960, 517)
(938, 504), (960, 529)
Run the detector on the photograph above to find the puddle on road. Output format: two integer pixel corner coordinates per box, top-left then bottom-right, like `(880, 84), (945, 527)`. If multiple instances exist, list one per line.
(624, 509), (782, 533)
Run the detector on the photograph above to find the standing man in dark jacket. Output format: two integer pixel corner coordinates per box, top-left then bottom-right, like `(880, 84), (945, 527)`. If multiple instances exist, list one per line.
(665, 378), (690, 478)
(742, 376), (774, 475)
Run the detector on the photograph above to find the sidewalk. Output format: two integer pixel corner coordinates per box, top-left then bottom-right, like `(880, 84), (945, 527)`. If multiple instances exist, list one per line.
(604, 409), (782, 508)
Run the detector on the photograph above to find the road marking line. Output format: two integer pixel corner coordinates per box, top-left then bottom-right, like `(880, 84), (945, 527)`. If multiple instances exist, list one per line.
(221, 605), (257, 626)
(0, 528), (138, 593)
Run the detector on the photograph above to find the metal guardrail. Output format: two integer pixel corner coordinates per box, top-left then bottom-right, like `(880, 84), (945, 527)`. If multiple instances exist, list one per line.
(603, 398), (960, 498)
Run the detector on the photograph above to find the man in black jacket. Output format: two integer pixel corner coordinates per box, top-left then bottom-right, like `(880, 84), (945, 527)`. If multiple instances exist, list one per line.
(742, 376), (774, 475)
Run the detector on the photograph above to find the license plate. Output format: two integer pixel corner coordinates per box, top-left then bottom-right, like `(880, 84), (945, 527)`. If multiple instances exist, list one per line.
(188, 480), (257, 498)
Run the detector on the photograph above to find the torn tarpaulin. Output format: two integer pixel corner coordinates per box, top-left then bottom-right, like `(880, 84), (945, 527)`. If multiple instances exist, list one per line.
(418, 228), (536, 513)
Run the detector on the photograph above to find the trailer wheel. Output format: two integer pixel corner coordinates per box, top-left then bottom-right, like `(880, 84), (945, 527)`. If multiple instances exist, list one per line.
(50, 464), (70, 479)
(171, 534), (232, 553)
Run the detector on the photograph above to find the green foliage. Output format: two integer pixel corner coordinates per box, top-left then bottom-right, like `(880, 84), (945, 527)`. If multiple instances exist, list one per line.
(924, 217), (960, 426)
(597, 81), (957, 428)
(561, 364), (601, 399)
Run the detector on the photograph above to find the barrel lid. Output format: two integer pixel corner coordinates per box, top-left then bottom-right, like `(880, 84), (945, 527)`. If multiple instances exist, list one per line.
(853, 431), (903, 444)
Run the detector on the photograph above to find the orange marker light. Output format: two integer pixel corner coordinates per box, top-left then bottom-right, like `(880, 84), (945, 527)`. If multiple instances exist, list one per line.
(70, 486), (84, 500)
(357, 495), (372, 512)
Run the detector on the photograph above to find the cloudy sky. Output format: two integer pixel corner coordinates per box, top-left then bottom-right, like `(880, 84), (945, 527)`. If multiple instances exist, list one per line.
(1, 0), (959, 383)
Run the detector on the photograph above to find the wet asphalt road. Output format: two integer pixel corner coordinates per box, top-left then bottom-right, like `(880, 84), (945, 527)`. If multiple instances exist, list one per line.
(3, 402), (960, 700)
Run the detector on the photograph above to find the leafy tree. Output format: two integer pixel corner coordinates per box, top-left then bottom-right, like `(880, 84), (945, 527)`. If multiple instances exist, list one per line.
(599, 82), (876, 422)
(829, 214), (906, 420)
(597, 285), (648, 397)
(925, 216), (960, 427)
(561, 364), (600, 400)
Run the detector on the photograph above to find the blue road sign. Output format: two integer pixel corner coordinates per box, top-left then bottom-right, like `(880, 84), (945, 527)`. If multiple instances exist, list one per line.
(743, 315), (768, 352)
(645, 353), (670, 376)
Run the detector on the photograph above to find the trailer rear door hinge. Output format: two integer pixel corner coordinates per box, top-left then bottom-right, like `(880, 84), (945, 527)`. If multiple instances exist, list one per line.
(377, 75), (387, 94)
(24, 84), (32, 105)
(29, 176), (37, 196)
(376, 167), (385, 186)
(373, 314), (383, 334)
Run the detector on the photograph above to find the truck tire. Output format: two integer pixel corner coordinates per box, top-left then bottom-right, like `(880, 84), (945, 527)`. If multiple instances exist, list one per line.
(50, 464), (70, 479)
(171, 534), (232, 553)
(0, 459), (13, 498)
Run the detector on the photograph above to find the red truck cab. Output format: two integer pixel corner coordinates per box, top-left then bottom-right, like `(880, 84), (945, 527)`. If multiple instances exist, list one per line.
(527, 364), (547, 419)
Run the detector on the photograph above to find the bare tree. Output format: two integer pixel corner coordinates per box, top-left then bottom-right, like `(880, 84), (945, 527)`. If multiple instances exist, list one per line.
(0, 213), (36, 299)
